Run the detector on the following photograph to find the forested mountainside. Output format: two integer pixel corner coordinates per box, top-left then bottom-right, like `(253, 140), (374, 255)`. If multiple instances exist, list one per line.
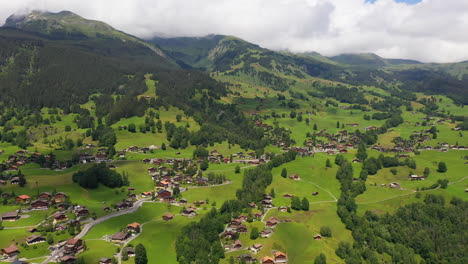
(151, 35), (468, 104)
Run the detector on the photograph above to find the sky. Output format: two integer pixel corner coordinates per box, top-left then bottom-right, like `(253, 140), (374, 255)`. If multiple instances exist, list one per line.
(0, 0), (467, 63)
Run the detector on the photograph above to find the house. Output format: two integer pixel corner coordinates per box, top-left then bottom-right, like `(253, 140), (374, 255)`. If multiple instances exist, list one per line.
(279, 206), (288, 212)
(266, 217), (279, 228)
(64, 238), (84, 254)
(38, 192), (52, 199)
(141, 191), (153, 197)
(283, 193), (293, 198)
(162, 196), (175, 203)
(126, 247), (135, 257)
(53, 212), (68, 222)
(261, 199), (273, 208)
(15, 195), (31, 203)
(103, 206), (111, 212)
(74, 207), (89, 217)
(314, 234), (322, 240)
(222, 231), (236, 239)
(53, 192), (68, 202)
(162, 213), (174, 221)
(237, 225), (248, 233)
(1, 245), (19, 257)
(289, 174), (300, 180)
(389, 182), (400, 188)
(182, 208), (197, 217)
(60, 255), (77, 264)
(260, 229), (273, 238)
(250, 243), (263, 253)
(410, 175), (425, 181)
(274, 251), (288, 263)
(261, 256), (275, 264)
(30, 199), (49, 209)
(238, 215), (248, 222)
(237, 253), (254, 263)
(233, 240), (243, 250)
(127, 222), (141, 233)
(312, 192), (319, 196)
(99, 257), (112, 264)
(1, 211), (19, 221)
(26, 235), (46, 245)
(10, 177), (20, 184)
(157, 189), (172, 199)
(111, 232), (130, 242)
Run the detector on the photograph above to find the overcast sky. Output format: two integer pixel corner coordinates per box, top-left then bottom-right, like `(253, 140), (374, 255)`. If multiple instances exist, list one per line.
(1, 0), (467, 63)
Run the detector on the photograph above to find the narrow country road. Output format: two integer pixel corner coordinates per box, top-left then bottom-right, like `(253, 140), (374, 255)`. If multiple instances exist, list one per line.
(41, 198), (149, 264)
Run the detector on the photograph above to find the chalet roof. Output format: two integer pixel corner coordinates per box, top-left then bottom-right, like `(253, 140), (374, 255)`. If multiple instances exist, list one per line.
(111, 232), (130, 240)
(127, 222), (141, 228)
(66, 238), (81, 245)
(2, 245), (19, 254)
(26, 235), (45, 243)
(2, 211), (19, 218)
(274, 251), (287, 258)
(17, 195), (30, 200)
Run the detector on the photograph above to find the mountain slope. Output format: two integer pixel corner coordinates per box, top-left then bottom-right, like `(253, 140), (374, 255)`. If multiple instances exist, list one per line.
(330, 53), (422, 67)
(4, 10), (167, 57)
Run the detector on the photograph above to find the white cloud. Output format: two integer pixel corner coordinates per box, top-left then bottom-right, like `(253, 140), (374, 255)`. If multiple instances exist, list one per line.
(0, 0), (467, 62)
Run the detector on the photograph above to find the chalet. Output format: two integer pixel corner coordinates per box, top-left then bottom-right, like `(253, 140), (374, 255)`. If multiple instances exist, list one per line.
(1, 211), (19, 221)
(60, 255), (77, 264)
(266, 217), (279, 228)
(237, 225), (248, 233)
(74, 207), (89, 217)
(250, 243), (263, 253)
(162, 196), (175, 203)
(261, 256), (275, 264)
(53, 192), (67, 202)
(2, 245), (19, 257)
(312, 192), (319, 196)
(99, 257), (112, 264)
(254, 212), (263, 219)
(238, 215), (248, 222)
(103, 206), (111, 212)
(289, 174), (300, 180)
(283, 193), (293, 198)
(179, 198), (187, 204)
(410, 175), (425, 181)
(233, 240), (243, 250)
(352, 158), (361, 163)
(141, 191), (153, 197)
(126, 247), (135, 257)
(230, 219), (242, 227)
(64, 238), (84, 254)
(222, 231), (235, 239)
(389, 182), (401, 188)
(26, 235), (46, 245)
(16, 195), (31, 203)
(238, 253), (254, 263)
(365, 126), (377, 131)
(96, 153), (108, 162)
(30, 199), (49, 209)
(314, 234), (322, 240)
(279, 206), (288, 212)
(127, 222), (141, 233)
(162, 213), (174, 221)
(28, 228), (37, 233)
(38, 192), (52, 199)
(53, 212), (68, 222)
(261, 199), (273, 208)
(115, 201), (133, 210)
(249, 203), (256, 208)
(260, 229), (274, 238)
(111, 232), (130, 242)
(10, 177), (20, 184)
(157, 189), (172, 198)
(274, 251), (288, 263)
(182, 208), (197, 217)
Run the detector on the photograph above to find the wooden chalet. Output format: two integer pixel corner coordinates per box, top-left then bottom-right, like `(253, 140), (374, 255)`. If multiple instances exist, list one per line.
(127, 222), (141, 232)
(15, 195), (31, 203)
(162, 213), (174, 221)
(1, 245), (19, 257)
(26, 235), (46, 245)
(31, 199), (50, 209)
(111, 232), (130, 242)
(1, 211), (19, 221)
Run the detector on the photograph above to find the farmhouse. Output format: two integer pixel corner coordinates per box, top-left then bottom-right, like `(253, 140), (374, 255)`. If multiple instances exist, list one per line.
(162, 213), (174, 221)
(26, 235), (46, 245)
(314, 234), (322, 240)
(266, 217), (279, 228)
(10, 177), (20, 184)
(182, 207), (197, 217)
(237, 225), (248, 233)
(53, 212), (68, 222)
(157, 189), (172, 198)
(1, 211), (19, 221)
(250, 243), (263, 253)
(1, 245), (19, 257)
(15, 195), (31, 203)
(126, 247), (135, 256)
(237, 253), (255, 263)
(99, 257), (112, 264)
(60, 255), (77, 264)
(289, 174), (300, 180)
(111, 232), (131, 242)
(74, 207), (89, 217)
(233, 240), (243, 250)
(30, 199), (50, 209)
(127, 222), (141, 233)
(274, 251), (288, 263)
(53, 192), (68, 202)
(261, 256), (275, 264)
(64, 238), (84, 254)
(38, 192), (52, 199)
(260, 229), (274, 238)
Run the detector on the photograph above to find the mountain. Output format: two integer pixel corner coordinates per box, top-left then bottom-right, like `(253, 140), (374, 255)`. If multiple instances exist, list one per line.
(4, 10), (166, 57)
(330, 53), (422, 67)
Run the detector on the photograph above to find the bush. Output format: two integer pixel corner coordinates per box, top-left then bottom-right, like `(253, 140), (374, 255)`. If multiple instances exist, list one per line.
(320, 226), (332, 237)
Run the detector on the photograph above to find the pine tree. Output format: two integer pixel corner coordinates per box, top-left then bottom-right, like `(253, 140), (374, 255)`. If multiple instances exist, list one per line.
(356, 143), (368, 161)
(301, 197), (309, 211)
(314, 253), (327, 264)
(326, 159), (332, 168)
(291, 197), (301, 210)
(135, 244), (148, 264)
(437, 162), (447, 172)
(281, 168), (287, 178)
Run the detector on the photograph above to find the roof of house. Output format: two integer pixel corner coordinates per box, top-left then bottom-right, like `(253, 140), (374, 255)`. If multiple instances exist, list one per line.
(2, 245), (19, 254)
(111, 232), (130, 240)
(274, 251), (287, 258)
(127, 222), (141, 228)
(26, 235), (44, 243)
(66, 238), (81, 245)
(17, 195), (30, 199)
(261, 256), (274, 262)
(2, 211), (19, 218)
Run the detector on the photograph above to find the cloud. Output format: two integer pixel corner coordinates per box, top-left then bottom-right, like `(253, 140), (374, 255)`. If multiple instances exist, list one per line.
(1, 0), (467, 63)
